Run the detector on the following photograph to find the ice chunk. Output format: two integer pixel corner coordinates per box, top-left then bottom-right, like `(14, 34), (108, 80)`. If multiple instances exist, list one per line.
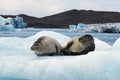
(0, 16), (15, 31)
(5, 24), (15, 31)
(72, 23), (120, 33)
(0, 24), (14, 31)
(77, 23), (86, 29)
(69, 25), (76, 30)
(15, 16), (27, 28)
(0, 16), (27, 31)
(0, 31), (119, 80)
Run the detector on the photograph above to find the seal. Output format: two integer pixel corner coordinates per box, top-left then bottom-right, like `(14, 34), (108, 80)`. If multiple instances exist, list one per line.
(61, 34), (95, 55)
(31, 36), (62, 56)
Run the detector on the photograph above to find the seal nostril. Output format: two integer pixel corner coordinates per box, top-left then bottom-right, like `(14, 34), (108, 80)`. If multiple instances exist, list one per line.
(31, 47), (34, 50)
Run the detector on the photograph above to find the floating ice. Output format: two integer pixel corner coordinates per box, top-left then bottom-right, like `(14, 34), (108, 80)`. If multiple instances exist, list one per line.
(0, 31), (120, 80)
(70, 23), (120, 33)
(0, 16), (27, 31)
(0, 16), (14, 31)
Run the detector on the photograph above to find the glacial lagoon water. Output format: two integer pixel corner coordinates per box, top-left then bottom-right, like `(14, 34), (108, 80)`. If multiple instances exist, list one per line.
(0, 28), (119, 45)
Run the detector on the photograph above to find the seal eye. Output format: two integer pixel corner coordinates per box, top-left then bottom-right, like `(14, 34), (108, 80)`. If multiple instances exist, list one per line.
(34, 43), (38, 46)
(83, 36), (87, 40)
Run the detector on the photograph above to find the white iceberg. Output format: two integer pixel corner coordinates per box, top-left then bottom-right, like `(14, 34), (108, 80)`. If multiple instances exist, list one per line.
(0, 31), (120, 80)
(0, 16), (15, 31)
(0, 16), (27, 31)
(70, 23), (120, 33)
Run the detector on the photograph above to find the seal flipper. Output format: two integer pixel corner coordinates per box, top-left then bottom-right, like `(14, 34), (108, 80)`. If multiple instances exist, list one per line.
(55, 44), (59, 55)
(66, 41), (73, 49)
(90, 43), (95, 51)
(62, 41), (73, 55)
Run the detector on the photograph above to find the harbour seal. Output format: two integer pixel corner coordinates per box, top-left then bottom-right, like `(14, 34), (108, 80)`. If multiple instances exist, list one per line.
(61, 34), (95, 55)
(31, 36), (62, 56)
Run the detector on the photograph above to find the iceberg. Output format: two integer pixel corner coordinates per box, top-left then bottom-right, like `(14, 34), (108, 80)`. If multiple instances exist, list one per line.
(0, 23), (15, 31)
(15, 16), (27, 28)
(69, 25), (76, 31)
(77, 23), (86, 29)
(0, 31), (120, 80)
(70, 23), (120, 33)
(0, 16), (15, 31)
(0, 16), (27, 31)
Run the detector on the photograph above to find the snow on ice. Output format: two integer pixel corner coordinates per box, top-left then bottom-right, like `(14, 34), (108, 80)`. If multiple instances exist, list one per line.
(0, 31), (120, 80)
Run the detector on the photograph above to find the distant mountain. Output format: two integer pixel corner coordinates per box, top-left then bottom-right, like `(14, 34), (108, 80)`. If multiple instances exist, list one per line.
(2, 9), (120, 28)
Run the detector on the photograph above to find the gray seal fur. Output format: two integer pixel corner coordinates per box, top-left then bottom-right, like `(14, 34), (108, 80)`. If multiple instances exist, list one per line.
(61, 34), (95, 55)
(31, 36), (62, 56)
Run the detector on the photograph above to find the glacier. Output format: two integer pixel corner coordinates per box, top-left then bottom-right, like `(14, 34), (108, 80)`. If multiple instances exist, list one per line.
(0, 31), (120, 80)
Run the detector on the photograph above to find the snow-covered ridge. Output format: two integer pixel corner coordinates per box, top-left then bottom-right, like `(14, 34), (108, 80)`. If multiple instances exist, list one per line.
(0, 31), (120, 80)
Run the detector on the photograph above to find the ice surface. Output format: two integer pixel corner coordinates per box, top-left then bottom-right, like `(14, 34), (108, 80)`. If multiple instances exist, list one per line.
(0, 31), (120, 80)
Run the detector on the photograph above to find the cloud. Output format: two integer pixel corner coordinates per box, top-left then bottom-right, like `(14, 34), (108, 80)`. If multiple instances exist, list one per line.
(60, 0), (120, 11)
(0, 0), (64, 17)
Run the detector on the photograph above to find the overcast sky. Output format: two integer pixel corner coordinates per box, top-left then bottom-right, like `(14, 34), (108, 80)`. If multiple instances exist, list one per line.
(0, 0), (120, 17)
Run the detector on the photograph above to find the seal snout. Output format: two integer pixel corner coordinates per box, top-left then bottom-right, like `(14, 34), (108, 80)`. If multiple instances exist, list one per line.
(31, 46), (35, 50)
